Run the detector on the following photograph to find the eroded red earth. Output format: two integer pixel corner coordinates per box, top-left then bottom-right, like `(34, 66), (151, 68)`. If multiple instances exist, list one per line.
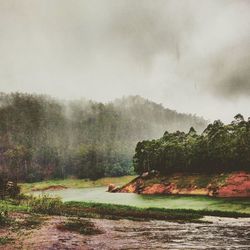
(119, 172), (250, 197)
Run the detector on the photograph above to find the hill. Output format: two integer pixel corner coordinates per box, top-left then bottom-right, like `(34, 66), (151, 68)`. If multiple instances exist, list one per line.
(0, 93), (207, 181)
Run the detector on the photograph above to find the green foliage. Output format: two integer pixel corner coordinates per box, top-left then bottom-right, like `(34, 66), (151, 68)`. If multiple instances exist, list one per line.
(57, 218), (102, 235)
(63, 201), (250, 221)
(20, 176), (135, 193)
(0, 209), (10, 227)
(0, 236), (13, 245)
(29, 195), (63, 215)
(61, 202), (204, 222)
(134, 115), (250, 174)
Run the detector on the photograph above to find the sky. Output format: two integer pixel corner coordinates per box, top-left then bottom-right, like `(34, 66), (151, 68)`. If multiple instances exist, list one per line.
(0, 0), (249, 122)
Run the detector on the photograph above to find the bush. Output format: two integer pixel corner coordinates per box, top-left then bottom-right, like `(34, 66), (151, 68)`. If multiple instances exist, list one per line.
(29, 195), (63, 215)
(57, 218), (102, 235)
(0, 236), (13, 245)
(0, 210), (10, 227)
(7, 184), (20, 199)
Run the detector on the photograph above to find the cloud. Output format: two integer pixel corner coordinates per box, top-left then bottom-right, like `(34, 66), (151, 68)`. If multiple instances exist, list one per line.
(0, 0), (249, 121)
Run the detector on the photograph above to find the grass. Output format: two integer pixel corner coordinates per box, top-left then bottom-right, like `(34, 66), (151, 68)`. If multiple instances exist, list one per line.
(62, 201), (250, 221)
(25, 195), (250, 222)
(0, 236), (13, 245)
(62, 202), (204, 222)
(0, 210), (11, 227)
(167, 173), (229, 189)
(57, 218), (102, 235)
(1, 195), (250, 226)
(20, 176), (136, 193)
(0, 200), (29, 213)
(141, 173), (229, 190)
(28, 195), (63, 215)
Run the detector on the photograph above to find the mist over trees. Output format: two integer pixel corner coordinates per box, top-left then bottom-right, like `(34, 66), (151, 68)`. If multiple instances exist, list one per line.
(134, 114), (250, 175)
(0, 93), (207, 181)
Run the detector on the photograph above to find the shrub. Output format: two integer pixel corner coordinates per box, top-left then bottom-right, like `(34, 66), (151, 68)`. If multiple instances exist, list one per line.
(29, 195), (63, 215)
(0, 236), (13, 245)
(57, 218), (102, 235)
(20, 215), (44, 229)
(0, 210), (10, 227)
(7, 184), (21, 199)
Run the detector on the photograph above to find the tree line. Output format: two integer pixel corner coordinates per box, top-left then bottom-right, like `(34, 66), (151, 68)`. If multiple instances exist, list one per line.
(133, 114), (250, 175)
(0, 93), (207, 181)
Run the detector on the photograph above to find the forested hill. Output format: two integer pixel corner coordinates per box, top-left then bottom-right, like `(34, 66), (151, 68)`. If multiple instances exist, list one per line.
(133, 114), (250, 175)
(0, 93), (207, 181)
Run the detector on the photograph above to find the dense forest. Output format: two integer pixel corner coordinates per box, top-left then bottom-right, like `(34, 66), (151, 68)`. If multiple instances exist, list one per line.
(0, 93), (207, 182)
(134, 114), (250, 175)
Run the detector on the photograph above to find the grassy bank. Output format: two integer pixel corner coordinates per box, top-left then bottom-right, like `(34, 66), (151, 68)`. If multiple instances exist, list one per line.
(20, 176), (136, 193)
(62, 201), (250, 221)
(1, 196), (250, 226)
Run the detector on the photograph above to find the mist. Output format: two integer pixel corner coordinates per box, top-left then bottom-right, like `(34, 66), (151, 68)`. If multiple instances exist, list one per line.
(0, 0), (249, 122)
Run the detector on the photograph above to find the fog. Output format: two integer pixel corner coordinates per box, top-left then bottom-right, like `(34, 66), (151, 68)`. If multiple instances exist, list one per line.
(0, 0), (249, 122)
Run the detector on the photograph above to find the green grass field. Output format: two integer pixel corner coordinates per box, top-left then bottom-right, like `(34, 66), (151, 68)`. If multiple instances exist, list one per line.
(20, 176), (136, 193)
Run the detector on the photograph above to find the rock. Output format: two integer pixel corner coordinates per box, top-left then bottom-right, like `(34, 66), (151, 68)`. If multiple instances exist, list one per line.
(107, 183), (116, 192)
(141, 172), (149, 178)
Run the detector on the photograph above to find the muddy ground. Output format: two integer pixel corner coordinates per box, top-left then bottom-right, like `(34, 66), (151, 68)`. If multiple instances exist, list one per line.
(0, 213), (250, 250)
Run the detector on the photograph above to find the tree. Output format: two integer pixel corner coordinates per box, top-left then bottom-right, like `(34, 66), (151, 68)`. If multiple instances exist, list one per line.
(3, 145), (31, 182)
(133, 115), (250, 175)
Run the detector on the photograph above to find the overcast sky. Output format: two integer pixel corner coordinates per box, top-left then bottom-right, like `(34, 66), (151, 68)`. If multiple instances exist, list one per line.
(0, 0), (249, 122)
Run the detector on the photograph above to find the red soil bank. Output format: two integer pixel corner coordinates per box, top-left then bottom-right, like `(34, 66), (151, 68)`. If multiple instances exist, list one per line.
(217, 172), (250, 197)
(117, 172), (250, 198)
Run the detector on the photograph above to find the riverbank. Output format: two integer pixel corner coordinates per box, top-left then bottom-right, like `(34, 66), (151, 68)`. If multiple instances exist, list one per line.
(20, 176), (135, 193)
(1, 196), (250, 249)
(1, 197), (250, 223)
(116, 171), (250, 198)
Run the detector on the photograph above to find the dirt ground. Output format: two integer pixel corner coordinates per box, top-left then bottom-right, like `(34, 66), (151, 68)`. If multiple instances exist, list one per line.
(0, 213), (250, 250)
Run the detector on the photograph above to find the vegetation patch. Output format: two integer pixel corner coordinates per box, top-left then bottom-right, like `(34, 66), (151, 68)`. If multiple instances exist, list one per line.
(0, 236), (13, 245)
(0, 210), (11, 227)
(62, 202), (203, 222)
(2, 195), (250, 228)
(0, 200), (28, 213)
(20, 176), (136, 193)
(57, 218), (102, 235)
(18, 215), (45, 229)
(62, 201), (250, 221)
(29, 195), (63, 215)
(32, 185), (67, 191)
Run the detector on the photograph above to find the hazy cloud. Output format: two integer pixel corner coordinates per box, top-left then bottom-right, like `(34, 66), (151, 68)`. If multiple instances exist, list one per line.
(0, 0), (249, 122)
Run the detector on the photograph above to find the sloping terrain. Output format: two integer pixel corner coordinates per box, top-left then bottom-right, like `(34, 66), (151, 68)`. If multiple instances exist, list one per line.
(117, 172), (250, 198)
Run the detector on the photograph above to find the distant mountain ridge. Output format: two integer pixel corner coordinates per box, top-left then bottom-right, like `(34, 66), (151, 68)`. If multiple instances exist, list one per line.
(113, 95), (208, 138)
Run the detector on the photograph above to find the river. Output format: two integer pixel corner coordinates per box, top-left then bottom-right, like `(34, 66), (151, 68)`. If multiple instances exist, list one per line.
(32, 187), (250, 213)
(85, 216), (250, 249)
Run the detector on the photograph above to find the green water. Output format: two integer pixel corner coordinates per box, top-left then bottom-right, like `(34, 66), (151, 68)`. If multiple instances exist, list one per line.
(32, 187), (250, 214)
